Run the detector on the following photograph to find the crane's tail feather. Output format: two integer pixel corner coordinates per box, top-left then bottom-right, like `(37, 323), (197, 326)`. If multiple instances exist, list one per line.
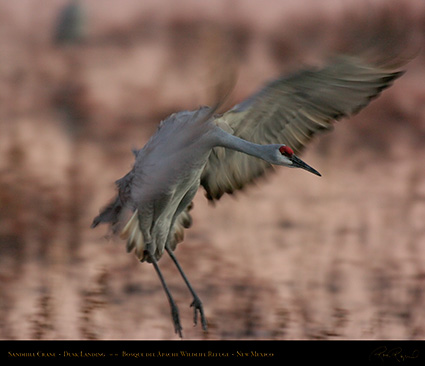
(120, 210), (145, 259)
(170, 202), (193, 251)
(91, 196), (123, 229)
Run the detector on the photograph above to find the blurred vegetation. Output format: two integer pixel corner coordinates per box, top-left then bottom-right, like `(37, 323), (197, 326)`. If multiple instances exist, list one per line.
(1, 0), (425, 339)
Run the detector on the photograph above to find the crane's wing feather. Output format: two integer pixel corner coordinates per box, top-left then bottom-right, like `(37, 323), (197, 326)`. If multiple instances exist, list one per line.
(201, 55), (405, 201)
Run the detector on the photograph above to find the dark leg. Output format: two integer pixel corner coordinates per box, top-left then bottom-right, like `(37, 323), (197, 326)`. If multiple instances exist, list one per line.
(166, 247), (208, 331)
(148, 253), (183, 337)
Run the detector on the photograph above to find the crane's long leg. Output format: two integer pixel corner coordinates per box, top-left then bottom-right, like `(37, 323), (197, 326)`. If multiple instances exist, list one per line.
(165, 247), (208, 331)
(148, 254), (183, 337)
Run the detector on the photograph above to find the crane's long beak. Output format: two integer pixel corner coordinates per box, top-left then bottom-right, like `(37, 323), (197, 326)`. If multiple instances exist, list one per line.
(291, 155), (321, 177)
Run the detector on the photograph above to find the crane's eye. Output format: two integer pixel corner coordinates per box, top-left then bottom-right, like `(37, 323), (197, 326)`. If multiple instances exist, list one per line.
(279, 145), (294, 157)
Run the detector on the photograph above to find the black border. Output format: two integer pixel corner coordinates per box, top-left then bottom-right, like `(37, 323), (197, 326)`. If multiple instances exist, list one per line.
(2, 340), (425, 364)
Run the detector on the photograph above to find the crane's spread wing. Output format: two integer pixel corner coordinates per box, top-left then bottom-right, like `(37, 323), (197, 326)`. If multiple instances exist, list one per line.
(201, 55), (405, 201)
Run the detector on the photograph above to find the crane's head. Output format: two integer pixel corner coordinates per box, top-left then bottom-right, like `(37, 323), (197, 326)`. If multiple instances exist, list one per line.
(278, 145), (321, 176)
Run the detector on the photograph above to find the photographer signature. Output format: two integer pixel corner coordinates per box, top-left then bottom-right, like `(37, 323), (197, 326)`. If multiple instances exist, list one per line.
(370, 346), (420, 362)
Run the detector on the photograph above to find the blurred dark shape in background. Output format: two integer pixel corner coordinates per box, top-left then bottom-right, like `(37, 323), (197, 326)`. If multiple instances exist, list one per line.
(1, 0), (425, 340)
(53, 0), (87, 46)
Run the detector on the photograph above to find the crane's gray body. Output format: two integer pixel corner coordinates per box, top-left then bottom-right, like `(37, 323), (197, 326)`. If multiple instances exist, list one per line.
(127, 107), (217, 261)
(133, 108), (214, 201)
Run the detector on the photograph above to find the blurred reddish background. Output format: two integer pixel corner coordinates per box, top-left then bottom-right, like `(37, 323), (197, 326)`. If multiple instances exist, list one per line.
(1, 0), (425, 340)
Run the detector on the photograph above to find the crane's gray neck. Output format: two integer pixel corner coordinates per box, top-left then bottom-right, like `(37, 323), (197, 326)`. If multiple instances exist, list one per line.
(213, 128), (276, 162)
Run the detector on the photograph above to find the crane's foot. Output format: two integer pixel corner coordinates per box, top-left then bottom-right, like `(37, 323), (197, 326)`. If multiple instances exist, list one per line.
(164, 247), (208, 332)
(191, 296), (208, 331)
(170, 303), (183, 338)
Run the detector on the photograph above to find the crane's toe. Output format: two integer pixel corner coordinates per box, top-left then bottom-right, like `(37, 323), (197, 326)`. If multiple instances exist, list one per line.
(191, 297), (208, 331)
(171, 304), (183, 338)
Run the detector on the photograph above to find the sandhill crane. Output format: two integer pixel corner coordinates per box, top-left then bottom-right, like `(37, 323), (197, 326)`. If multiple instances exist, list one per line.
(92, 52), (407, 337)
